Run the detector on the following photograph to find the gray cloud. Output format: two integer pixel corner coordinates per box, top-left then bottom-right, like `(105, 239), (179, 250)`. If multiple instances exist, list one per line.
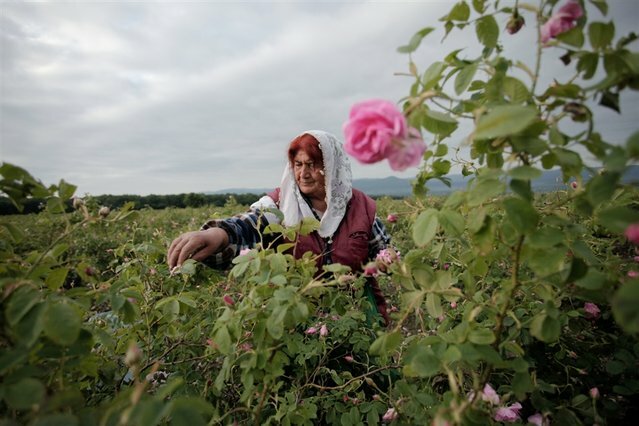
(1, 1), (638, 195)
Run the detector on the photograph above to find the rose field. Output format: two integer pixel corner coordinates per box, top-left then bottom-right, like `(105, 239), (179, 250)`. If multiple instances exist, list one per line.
(2, 0), (639, 425)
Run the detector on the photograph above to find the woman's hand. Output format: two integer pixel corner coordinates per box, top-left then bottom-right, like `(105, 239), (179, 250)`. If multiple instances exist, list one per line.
(167, 227), (229, 269)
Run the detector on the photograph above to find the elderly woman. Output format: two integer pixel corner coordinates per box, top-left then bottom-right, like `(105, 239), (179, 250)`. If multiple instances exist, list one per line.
(167, 130), (391, 323)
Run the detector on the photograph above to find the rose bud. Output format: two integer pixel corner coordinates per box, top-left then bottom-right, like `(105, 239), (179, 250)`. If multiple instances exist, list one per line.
(387, 213), (398, 223)
(99, 206), (111, 218)
(223, 295), (235, 306)
(506, 11), (525, 34)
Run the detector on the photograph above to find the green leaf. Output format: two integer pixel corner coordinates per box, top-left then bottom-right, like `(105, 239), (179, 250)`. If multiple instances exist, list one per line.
(575, 268), (606, 290)
(369, 331), (402, 356)
(44, 300), (82, 346)
(45, 267), (69, 291)
(5, 285), (40, 327)
(475, 106), (537, 139)
(472, 0), (486, 13)
(426, 293), (443, 318)
(597, 206), (639, 233)
(4, 377), (45, 410)
(468, 328), (495, 345)
(32, 414), (79, 426)
(508, 166), (542, 180)
(589, 21), (615, 49)
(397, 27), (435, 53)
(503, 197), (539, 234)
(438, 209), (465, 237)
(14, 302), (46, 347)
(443, 1), (471, 22)
(586, 172), (619, 206)
(530, 313), (560, 342)
(405, 349), (441, 377)
(1, 222), (25, 243)
(454, 62), (478, 95)
(422, 61), (447, 89)
(475, 15), (499, 48)
(57, 179), (77, 200)
(502, 76), (531, 104)
(612, 280), (639, 334)
(413, 208), (439, 247)
(577, 52), (599, 79)
(556, 26), (584, 48)
(423, 110), (458, 137)
(467, 178), (506, 206)
(628, 131), (639, 158)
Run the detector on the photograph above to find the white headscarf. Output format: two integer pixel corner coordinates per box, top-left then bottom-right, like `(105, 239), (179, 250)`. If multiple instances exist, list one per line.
(251, 130), (353, 238)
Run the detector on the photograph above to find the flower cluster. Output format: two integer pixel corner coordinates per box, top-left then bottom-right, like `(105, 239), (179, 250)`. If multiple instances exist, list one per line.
(469, 384), (545, 424)
(305, 323), (329, 337)
(540, 0), (584, 44)
(343, 99), (426, 171)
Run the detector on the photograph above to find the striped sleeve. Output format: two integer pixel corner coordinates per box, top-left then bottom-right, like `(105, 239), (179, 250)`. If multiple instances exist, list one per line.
(200, 211), (271, 268)
(368, 216), (391, 260)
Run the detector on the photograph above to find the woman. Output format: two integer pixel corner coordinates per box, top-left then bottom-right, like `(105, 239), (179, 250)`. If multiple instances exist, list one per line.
(167, 130), (391, 323)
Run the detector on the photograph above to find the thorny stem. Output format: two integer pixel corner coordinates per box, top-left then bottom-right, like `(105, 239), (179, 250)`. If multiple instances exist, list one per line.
(300, 365), (401, 391)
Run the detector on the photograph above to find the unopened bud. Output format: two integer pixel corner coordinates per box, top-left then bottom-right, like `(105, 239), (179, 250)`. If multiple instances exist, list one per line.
(564, 102), (589, 122)
(72, 197), (84, 209)
(99, 206), (111, 218)
(124, 342), (142, 367)
(506, 11), (525, 34)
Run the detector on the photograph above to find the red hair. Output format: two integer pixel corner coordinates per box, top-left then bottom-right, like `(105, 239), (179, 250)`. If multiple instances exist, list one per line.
(287, 133), (323, 165)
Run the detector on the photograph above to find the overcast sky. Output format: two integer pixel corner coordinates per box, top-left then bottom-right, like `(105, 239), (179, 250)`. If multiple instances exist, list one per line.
(1, 0), (638, 196)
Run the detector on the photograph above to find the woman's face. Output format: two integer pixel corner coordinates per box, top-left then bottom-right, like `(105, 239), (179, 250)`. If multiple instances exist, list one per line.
(292, 150), (326, 200)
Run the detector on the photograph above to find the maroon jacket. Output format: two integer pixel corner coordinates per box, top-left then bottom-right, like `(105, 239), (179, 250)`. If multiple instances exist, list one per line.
(268, 188), (389, 324)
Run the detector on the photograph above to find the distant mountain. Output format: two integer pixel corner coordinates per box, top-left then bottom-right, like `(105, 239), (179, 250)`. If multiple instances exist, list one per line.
(208, 165), (639, 197)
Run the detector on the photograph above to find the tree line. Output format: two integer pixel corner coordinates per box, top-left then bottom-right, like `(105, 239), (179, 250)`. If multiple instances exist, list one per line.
(0, 192), (266, 215)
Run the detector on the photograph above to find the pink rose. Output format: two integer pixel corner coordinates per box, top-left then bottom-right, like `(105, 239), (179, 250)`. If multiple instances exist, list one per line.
(382, 407), (398, 422)
(450, 301), (457, 309)
(570, 181), (578, 189)
(305, 326), (318, 335)
(344, 355), (354, 363)
(494, 402), (522, 423)
(628, 270), (639, 278)
(320, 324), (329, 337)
(363, 263), (379, 277)
(634, 256), (639, 263)
(482, 383), (501, 405)
(387, 213), (398, 223)
(590, 387), (600, 399)
(343, 99), (426, 171)
(223, 295), (235, 306)
(584, 302), (600, 319)
(541, 1), (584, 44)
(625, 224), (639, 244)
(527, 413), (544, 426)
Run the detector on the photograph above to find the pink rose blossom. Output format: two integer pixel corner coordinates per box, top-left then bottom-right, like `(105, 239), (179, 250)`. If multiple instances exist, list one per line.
(450, 301), (457, 309)
(223, 295), (235, 306)
(584, 302), (600, 319)
(320, 324), (329, 337)
(387, 213), (398, 223)
(343, 99), (426, 171)
(626, 224), (639, 244)
(540, 1), (584, 44)
(527, 413), (544, 426)
(382, 407), (398, 422)
(443, 263), (450, 270)
(305, 326), (318, 335)
(363, 263), (379, 277)
(590, 387), (600, 399)
(570, 181), (578, 189)
(494, 402), (522, 423)
(344, 355), (354, 363)
(482, 384), (501, 405)
(628, 270), (639, 278)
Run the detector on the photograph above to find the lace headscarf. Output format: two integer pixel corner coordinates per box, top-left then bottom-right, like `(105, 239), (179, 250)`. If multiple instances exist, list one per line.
(277, 130), (353, 238)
